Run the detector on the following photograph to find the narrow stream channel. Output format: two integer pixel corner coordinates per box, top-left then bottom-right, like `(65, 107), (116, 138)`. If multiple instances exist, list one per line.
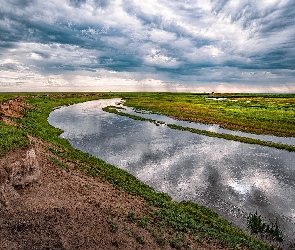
(119, 101), (295, 147)
(48, 99), (295, 246)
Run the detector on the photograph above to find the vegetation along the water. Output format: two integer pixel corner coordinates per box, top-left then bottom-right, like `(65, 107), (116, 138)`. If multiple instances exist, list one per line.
(1, 92), (293, 249)
(104, 92), (295, 152)
(120, 92), (295, 138)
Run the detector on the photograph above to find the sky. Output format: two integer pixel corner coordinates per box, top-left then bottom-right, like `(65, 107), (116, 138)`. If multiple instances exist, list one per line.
(0, 0), (295, 92)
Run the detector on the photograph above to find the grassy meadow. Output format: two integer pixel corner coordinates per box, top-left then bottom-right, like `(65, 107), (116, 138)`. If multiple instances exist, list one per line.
(121, 92), (295, 137)
(1, 92), (294, 249)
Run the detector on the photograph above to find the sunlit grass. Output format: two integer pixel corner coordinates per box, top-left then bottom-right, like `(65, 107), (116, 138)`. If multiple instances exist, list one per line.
(123, 93), (295, 137)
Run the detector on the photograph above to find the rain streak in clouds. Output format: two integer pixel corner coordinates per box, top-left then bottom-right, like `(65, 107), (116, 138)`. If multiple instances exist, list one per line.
(0, 0), (294, 92)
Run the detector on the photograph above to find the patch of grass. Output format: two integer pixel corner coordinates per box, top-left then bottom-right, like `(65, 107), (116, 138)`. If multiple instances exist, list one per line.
(103, 105), (165, 126)
(50, 156), (69, 170)
(108, 218), (119, 233)
(152, 200), (269, 249)
(127, 211), (136, 222)
(48, 147), (68, 160)
(0, 122), (30, 157)
(137, 216), (150, 229)
(123, 227), (132, 236)
(247, 211), (283, 242)
(122, 93), (295, 138)
(151, 229), (166, 248)
(135, 235), (145, 245)
(167, 124), (295, 152)
(169, 233), (190, 249)
(0, 93), (20, 102)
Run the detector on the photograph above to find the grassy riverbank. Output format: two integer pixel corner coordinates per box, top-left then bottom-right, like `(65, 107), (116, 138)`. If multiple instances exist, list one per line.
(120, 92), (295, 138)
(103, 105), (295, 152)
(0, 93), (285, 249)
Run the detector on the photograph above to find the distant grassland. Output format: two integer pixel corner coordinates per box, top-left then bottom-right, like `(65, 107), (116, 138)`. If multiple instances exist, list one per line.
(121, 93), (295, 138)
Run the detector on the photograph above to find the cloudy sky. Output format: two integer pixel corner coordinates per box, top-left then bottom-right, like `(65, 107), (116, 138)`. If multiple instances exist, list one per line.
(0, 0), (294, 92)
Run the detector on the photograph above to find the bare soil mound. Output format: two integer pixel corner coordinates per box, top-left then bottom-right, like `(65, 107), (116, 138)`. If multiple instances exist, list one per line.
(0, 137), (163, 250)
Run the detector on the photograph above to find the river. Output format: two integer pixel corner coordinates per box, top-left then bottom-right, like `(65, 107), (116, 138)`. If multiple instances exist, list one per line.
(48, 98), (295, 245)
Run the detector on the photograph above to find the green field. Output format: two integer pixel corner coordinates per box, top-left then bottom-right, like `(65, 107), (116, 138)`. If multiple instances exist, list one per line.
(1, 92), (292, 249)
(121, 92), (295, 138)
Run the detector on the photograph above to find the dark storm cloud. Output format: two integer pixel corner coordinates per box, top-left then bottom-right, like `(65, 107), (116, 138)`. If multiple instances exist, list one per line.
(93, 0), (110, 8)
(211, 0), (231, 14)
(70, 0), (109, 8)
(260, 12), (295, 36)
(0, 10), (82, 46)
(7, 0), (35, 8)
(69, 0), (87, 8)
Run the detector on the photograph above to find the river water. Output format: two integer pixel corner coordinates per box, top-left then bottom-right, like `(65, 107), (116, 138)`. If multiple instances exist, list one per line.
(48, 99), (295, 245)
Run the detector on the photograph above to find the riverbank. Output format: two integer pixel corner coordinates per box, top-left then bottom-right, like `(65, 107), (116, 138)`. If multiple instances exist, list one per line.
(0, 93), (282, 249)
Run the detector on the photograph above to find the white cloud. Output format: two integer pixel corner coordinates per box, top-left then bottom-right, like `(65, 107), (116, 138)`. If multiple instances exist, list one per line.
(144, 49), (181, 68)
(149, 29), (176, 44)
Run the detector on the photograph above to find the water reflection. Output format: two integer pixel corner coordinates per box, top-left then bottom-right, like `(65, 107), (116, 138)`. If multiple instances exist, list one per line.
(48, 99), (295, 244)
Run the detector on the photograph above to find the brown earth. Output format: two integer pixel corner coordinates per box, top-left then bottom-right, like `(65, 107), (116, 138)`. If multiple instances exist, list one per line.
(0, 96), (34, 125)
(0, 137), (234, 250)
(0, 96), (235, 250)
(0, 137), (160, 250)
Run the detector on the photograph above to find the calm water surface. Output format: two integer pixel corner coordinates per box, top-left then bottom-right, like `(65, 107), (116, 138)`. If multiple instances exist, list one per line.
(48, 99), (295, 244)
(120, 102), (295, 147)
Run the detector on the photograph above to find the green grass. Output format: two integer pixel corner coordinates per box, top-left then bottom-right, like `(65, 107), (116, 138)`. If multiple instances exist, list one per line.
(0, 121), (30, 157)
(0, 92), (282, 249)
(121, 92), (295, 138)
(50, 156), (69, 170)
(247, 211), (283, 242)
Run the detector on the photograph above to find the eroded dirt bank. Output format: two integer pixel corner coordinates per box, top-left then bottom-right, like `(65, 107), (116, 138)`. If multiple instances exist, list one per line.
(0, 137), (233, 250)
(0, 137), (156, 250)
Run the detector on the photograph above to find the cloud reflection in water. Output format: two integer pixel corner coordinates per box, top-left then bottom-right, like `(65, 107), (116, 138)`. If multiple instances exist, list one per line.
(48, 99), (295, 242)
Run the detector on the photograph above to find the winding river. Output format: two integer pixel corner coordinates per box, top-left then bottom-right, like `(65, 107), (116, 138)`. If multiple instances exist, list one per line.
(48, 98), (295, 244)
